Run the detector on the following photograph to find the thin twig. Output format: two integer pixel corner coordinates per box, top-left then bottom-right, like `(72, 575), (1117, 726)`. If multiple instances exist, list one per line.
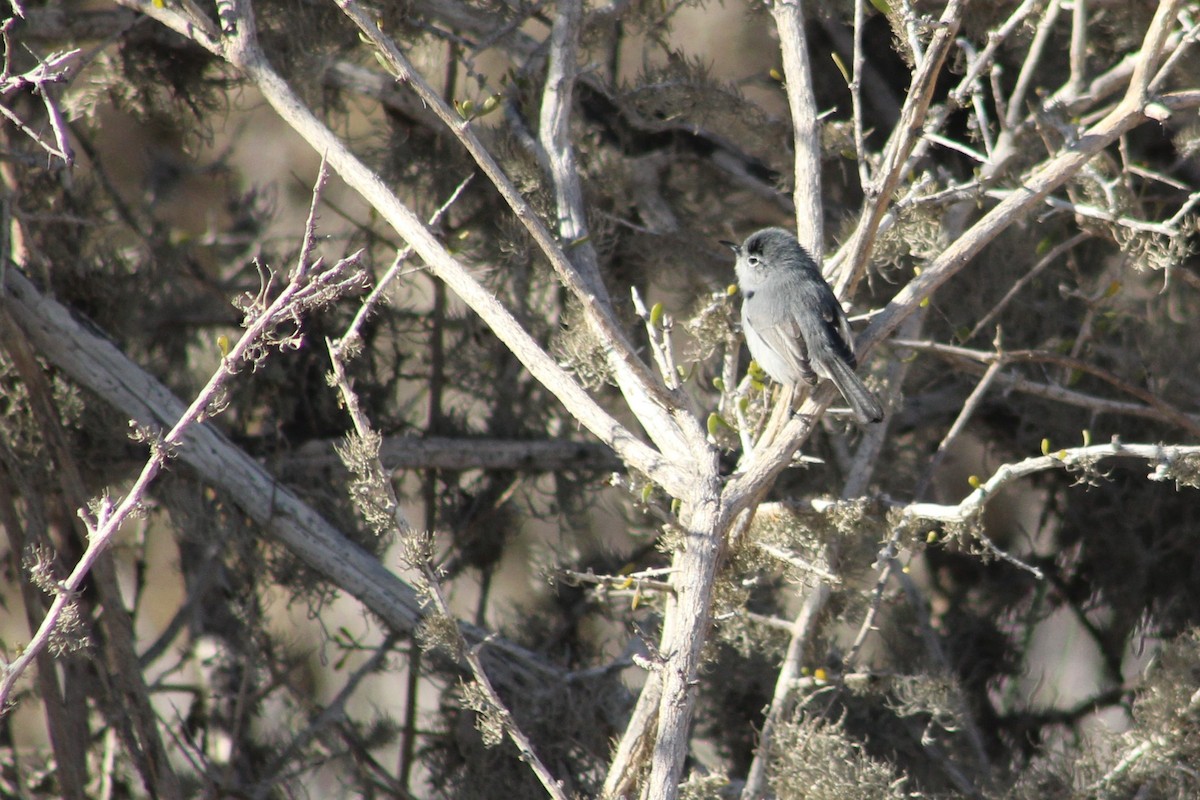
(913, 358), (1006, 500)
(0, 47), (79, 164)
(955, 38), (996, 159)
(0, 170), (365, 711)
(337, 175), (473, 353)
(893, 338), (1200, 439)
(850, 0), (870, 190)
(901, 440), (1200, 525)
(740, 581), (831, 799)
(631, 286), (680, 391)
(326, 385), (571, 799)
(1090, 740), (1153, 792)
(966, 231), (1091, 341)
(984, 187), (1191, 236)
(326, 269), (569, 800)
(1069, 0), (1087, 96)
(1006, 0), (1061, 130)
(755, 543), (840, 584)
(334, 0), (705, 464)
(198, 0), (687, 495)
(258, 635), (400, 789)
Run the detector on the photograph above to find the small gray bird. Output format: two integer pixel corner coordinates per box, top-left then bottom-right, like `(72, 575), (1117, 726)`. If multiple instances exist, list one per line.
(722, 227), (884, 424)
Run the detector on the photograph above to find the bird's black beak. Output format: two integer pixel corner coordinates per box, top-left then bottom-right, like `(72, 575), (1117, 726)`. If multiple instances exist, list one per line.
(719, 240), (740, 254)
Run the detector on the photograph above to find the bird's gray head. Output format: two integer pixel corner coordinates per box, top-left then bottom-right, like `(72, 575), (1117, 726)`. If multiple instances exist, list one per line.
(721, 227), (817, 291)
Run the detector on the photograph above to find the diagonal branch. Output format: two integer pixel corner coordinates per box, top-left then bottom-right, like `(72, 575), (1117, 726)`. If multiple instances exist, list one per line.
(893, 339), (1200, 439)
(1, 266), (559, 692)
(176, 0), (690, 496)
(0, 238), (366, 710)
(857, 83), (1200, 359)
(534, 0), (708, 457)
(831, 0), (970, 294)
(332, 0), (704, 461)
(325, 339), (571, 800)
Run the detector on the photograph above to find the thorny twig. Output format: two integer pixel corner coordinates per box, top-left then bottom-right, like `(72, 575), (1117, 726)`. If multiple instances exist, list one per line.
(327, 347), (572, 800)
(339, 175), (473, 349)
(325, 248), (569, 800)
(0, 46), (78, 164)
(0, 160), (366, 712)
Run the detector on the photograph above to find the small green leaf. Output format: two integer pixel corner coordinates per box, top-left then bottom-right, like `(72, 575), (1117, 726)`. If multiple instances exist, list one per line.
(480, 94), (501, 115)
(707, 414), (720, 437)
(1041, 438), (1051, 456)
(650, 302), (665, 327)
(968, 475), (982, 489)
(831, 52), (849, 84)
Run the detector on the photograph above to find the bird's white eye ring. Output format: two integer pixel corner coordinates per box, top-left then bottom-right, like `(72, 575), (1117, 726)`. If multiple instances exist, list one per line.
(747, 256), (759, 266)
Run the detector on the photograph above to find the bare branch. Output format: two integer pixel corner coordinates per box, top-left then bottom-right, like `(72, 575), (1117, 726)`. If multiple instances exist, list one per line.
(1005, 0), (1062, 131)
(287, 435), (620, 474)
(0, 243), (366, 710)
(332, 0), (706, 464)
(740, 581), (831, 799)
(1126, 0), (1186, 100)
(857, 85), (1200, 361)
(189, 0), (689, 496)
(327, 330), (571, 800)
(0, 266), (558, 690)
(0, 47), (79, 164)
(966, 231), (1091, 341)
(538, 0), (591, 263)
(770, 0), (823, 258)
(339, 175), (473, 350)
(893, 338), (1200, 439)
(831, 0), (969, 294)
(900, 440), (1200, 524)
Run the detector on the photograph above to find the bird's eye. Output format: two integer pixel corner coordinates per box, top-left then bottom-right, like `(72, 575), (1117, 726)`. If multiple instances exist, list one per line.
(747, 256), (760, 266)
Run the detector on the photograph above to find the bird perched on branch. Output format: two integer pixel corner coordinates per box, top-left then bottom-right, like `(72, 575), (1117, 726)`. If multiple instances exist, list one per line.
(723, 227), (883, 424)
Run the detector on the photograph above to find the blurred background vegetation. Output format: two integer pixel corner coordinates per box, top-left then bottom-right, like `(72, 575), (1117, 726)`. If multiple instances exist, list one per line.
(2, 0), (1200, 798)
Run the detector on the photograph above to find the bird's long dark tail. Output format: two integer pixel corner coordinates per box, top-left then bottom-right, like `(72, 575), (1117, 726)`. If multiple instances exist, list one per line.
(825, 357), (884, 423)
